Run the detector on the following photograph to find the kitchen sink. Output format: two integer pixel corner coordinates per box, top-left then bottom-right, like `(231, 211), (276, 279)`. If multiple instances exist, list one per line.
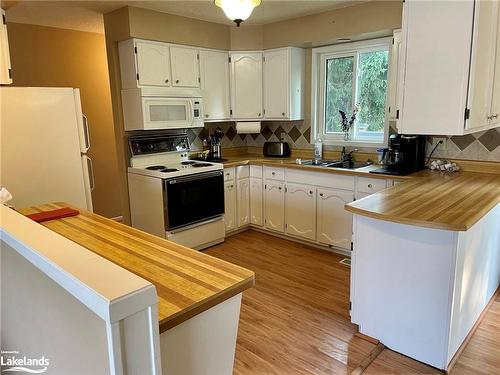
(326, 161), (373, 170)
(299, 160), (372, 169)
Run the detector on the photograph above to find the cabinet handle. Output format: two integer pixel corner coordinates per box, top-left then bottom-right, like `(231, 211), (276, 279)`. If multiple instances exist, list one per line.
(176, 79), (180, 84)
(165, 79), (169, 83)
(258, 113), (261, 116)
(309, 191), (313, 195)
(368, 184), (373, 188)
(278, 187), (282, 190)
(319, 193), (324, 197)
(282, 112), (286, 116)
(205, 114), (209, 118)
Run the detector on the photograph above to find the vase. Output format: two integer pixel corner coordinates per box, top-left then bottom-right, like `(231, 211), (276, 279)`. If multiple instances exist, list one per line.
(344, 131), (351, 141)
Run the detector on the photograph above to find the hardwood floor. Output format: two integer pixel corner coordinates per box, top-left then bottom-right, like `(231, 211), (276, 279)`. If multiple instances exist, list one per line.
(206, 230), (500, 375)
(206, 230), (376, 374)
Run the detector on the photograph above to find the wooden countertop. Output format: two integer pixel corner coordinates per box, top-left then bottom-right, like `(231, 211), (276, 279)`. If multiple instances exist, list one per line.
(221, 155), (410, 180)
(18, 203), (255, 333)
(345, 172), (500, 231)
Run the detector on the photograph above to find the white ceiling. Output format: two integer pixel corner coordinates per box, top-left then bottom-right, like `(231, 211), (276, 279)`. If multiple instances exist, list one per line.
(4, 0), (365, 34)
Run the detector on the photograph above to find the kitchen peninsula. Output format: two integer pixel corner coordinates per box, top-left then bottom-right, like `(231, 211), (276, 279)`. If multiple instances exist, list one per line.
(5, 203), (254, 375)
(346, 172), (500, 370)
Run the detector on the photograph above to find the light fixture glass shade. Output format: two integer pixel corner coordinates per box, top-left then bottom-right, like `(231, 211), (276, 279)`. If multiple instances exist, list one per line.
(215, 0), (262, 26)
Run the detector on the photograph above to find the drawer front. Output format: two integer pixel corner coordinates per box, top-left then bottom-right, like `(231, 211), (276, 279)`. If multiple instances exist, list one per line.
(224, 167), (235, 182)
(286, 168), (355, 191)
(264, 166), (285, 181)
(236, 165), (250, 179)
(357, 177), (387, 194)
(250, 165), (263, 178)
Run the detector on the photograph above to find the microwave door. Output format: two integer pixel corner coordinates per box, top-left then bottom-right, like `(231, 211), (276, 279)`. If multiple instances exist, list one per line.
(143, 98), (191, 130)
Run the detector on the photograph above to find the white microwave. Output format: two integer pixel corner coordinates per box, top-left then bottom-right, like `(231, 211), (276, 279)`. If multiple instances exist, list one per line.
(122, 88), (204, 131)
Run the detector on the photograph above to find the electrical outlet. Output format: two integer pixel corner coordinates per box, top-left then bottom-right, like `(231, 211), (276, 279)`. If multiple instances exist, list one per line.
(280, 132), (286, 141)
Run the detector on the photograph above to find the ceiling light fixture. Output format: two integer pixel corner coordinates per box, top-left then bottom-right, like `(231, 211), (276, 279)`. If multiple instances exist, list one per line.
(214, 0), (262, 27)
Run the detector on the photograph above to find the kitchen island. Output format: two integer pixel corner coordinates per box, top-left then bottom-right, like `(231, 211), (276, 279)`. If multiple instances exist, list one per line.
(13, 203), (255, 375)
(345, 171), (500, 370)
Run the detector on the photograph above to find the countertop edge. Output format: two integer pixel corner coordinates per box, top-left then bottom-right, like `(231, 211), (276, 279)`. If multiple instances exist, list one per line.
(158, 276), (255, 333)
(344, 204), (470, 232)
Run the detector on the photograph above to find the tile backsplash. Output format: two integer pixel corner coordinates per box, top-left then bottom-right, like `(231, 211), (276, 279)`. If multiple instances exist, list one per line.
(187, 121), (500, 162)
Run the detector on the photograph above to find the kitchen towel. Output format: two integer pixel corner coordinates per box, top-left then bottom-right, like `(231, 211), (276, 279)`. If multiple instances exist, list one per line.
(26, 207), (80, 223)
(236, 121), (261, 134)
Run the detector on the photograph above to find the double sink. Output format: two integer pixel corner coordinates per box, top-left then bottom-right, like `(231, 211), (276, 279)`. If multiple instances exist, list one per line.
(300, 159), (372, 170)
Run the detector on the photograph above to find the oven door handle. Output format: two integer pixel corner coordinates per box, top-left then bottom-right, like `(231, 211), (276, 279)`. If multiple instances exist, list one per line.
(166, 170), (223, 184)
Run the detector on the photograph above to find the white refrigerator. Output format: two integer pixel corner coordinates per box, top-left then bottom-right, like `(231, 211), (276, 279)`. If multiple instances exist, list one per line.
(0, 87), (94, 210)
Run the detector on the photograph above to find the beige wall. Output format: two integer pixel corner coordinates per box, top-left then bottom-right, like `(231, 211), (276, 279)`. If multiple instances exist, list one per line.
(104, 3), (403, 223)
(7, 22), (121, 218)
(128, 6), (230, 50)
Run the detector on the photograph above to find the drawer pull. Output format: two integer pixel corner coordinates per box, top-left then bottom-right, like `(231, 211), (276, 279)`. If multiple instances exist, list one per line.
(176, 79), (180, 84)
(165, 79), (169, 83)
(368, 184), (373, 188)
(278, 187), (282, 190)
(272, 172), (276, 175)
(319, 193), (324, 197)
(309, 190), (313, 195)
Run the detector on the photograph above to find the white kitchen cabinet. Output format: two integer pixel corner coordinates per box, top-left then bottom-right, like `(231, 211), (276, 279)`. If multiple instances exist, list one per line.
(468, 0), (500, 130)
(130, 40), (171, 88)
(264, 181), (285, 233)
(230, 52), (263, 119)
(489, 1), (500, 128)
(398, 0), (500, 135)
(250, 177), (263, 226)
(0, 8), (12, 85)
(199, 50), (230, 121)
(263, 48), (305, 120)
(237, 178), (250, 228)
(170, 46), (200, 88)
(317, 188), (354, 250)
(285, 183), (316, 241)
(387, 29), (402, 123)
(224, 181), (237, 232)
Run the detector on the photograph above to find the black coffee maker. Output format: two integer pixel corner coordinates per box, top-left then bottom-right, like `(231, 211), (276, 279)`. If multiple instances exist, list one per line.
(371, 134), (427, 176)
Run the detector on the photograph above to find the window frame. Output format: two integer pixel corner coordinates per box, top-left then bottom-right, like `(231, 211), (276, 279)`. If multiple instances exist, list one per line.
(311, 37), (393, 148)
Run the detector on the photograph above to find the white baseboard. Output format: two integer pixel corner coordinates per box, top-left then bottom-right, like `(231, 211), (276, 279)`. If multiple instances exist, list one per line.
(226, 225), (352, 258)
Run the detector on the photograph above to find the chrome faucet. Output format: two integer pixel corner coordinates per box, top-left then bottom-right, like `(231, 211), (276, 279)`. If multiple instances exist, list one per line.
(341, 147), (358, 162)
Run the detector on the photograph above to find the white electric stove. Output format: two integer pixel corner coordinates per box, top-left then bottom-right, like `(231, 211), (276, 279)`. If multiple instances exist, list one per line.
(127, 133), (225, 250)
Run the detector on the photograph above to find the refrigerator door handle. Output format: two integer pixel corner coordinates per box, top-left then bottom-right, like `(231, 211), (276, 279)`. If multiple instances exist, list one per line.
(82, 114), (91, 152)
(86, 155), (95, 192)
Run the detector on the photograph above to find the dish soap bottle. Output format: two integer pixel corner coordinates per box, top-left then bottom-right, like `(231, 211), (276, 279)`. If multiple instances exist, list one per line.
(314, 137), (323, 161)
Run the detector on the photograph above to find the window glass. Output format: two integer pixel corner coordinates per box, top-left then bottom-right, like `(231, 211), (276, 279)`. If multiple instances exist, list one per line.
(325, 56), (354, 134)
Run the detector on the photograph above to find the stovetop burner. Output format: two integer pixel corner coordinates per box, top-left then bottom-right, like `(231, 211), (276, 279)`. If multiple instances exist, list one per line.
(181, 161), (196, 165)
(146, 165), (167, 170)
(192, 163), (211, 168)
(161, 168), (179, 173)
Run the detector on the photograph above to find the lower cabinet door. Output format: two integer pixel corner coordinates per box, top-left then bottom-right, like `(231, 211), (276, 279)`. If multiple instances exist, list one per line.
(249, 177), (263, 226)
(285, 183), (316, 241)
(237, 178), (250, 227)
(317, 188), (354, 250)
(264, 181), (285, 232)
(224, 181), (237, 232)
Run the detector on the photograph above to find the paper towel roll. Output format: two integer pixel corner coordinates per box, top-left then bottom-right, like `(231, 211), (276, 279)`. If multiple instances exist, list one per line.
(236, 121), (261, 134)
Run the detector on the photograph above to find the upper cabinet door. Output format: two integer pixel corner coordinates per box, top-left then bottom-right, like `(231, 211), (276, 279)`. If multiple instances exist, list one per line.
(0, 8), (12, 85)
(264, 49), (289, 119)
(489, 2), (500, 127)
(399, 0), (475, 135)
(136, 41), (171, 87)
(467, 0), (499, 131)
(230, 52), (263, 119)
(170, 46), (200, 88)
(199, 50), (230, 120)
(387, 29), (402, 123)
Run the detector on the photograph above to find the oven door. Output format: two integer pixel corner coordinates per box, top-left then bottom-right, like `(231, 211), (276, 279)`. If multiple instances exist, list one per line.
(142, 97), (194, 130)
(163, 170), (225, 230)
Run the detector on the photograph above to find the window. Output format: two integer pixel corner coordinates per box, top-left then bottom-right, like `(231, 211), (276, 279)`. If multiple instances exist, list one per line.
(312, 38), (392, 147)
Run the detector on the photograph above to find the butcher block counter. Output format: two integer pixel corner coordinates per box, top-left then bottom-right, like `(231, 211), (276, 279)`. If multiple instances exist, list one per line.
(345, 171), (500, 231)
(19, 202), (255, 333)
